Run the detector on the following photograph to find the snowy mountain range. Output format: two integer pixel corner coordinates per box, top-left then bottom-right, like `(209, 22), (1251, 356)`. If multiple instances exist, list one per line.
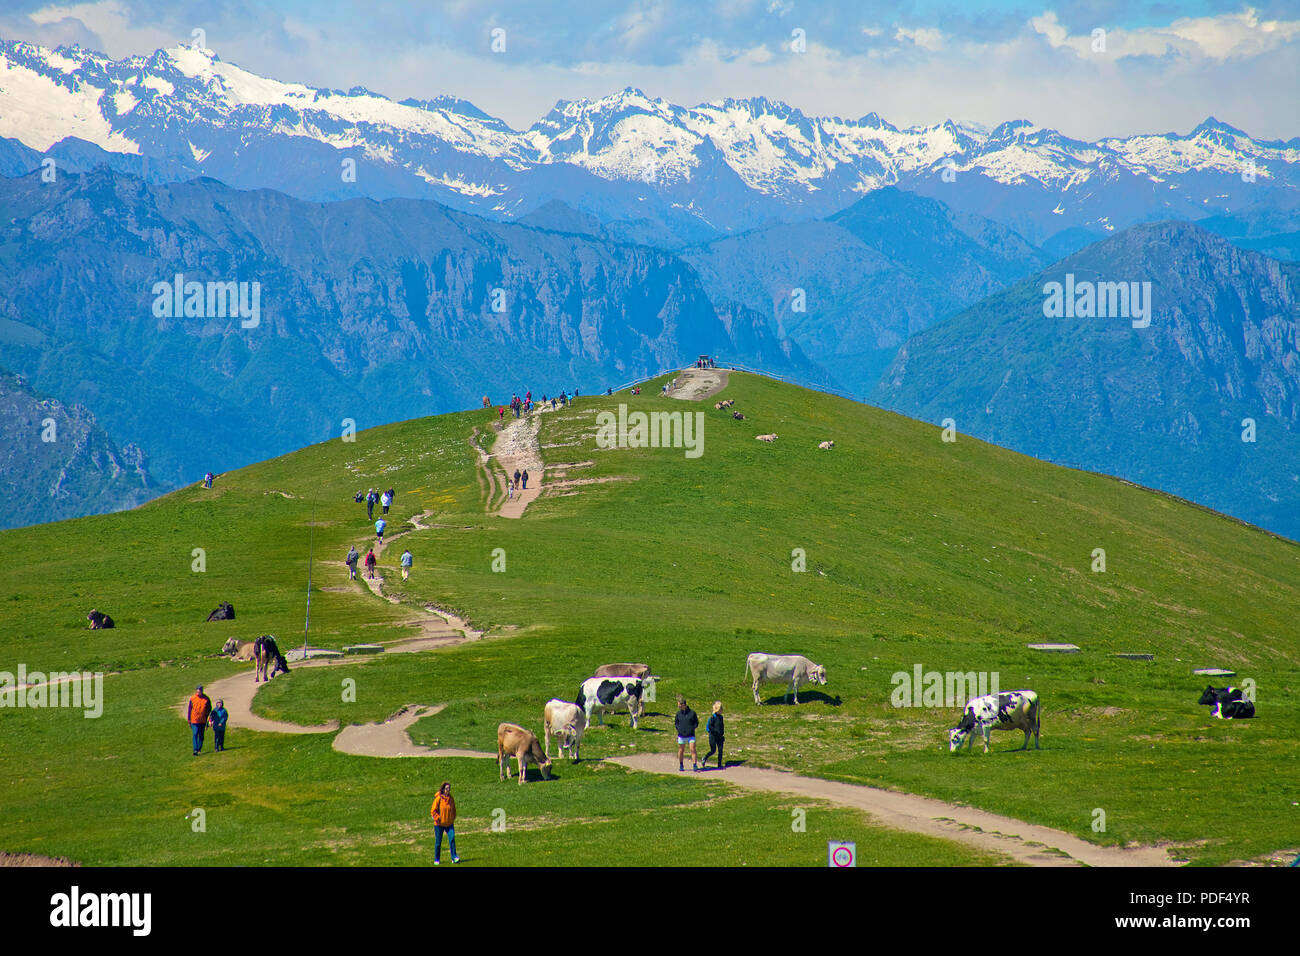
(3, 37), (1298, 246)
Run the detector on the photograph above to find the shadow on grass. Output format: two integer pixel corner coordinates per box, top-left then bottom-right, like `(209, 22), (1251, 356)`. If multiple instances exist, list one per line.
(759, 691), (842, 707)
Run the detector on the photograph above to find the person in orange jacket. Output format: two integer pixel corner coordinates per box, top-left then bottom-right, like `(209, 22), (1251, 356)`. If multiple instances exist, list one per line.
(430, 781), (460, 864)
(187, 684), (212, 755)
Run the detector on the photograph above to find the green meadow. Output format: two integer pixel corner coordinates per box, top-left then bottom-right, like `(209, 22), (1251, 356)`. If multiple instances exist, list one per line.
(2, 372), (1297, 866)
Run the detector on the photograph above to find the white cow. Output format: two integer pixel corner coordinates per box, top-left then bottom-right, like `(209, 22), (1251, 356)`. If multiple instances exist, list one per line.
(948, 691), (1041, 753)
(755, 434), (778, 442)
(575, 676), (649, 728)
(745, 653), (827, 704)
(818, 441), (835, 450)
(543, 699), (587, 761)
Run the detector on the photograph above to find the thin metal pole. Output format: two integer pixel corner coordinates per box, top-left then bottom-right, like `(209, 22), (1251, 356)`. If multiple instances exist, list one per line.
(303, 489), (318, 655)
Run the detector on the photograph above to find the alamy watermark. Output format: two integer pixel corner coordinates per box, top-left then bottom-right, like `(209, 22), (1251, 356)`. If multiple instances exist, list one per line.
(0, 666), (104, 718)
(595, 404), (704, 459)
(151, 273), (261, 328)
(890, 664), (999, 708)
(1042, 273), (1151, 328)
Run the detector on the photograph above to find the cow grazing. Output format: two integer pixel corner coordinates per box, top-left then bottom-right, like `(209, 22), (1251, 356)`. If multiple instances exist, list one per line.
(755, 434), (777, 442)
(497, 723), (553, 784)
(949, 690), (1041, 753)
(1197, 685), (1243, 706)
(253, 634), (288, 683)
(745, 653), (827, 705)
(206, 602), (236, 622)
(1212, 699), (1255, 719)
(543, 699), (587, 761)
(592, 663), (652, 680)
(732, 411), (746, 420)
(575, 676), (648, 728)
(817, 441), (835, 450)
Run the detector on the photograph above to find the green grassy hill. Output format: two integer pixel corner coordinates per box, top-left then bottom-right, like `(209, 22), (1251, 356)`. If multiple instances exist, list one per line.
(2, 372), (1297, 866)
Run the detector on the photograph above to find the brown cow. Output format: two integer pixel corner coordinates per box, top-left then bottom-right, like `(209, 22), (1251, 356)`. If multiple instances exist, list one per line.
(497, 723), (553, 785)
(592, 663), (652, 680)
(221, 637), (257, 661)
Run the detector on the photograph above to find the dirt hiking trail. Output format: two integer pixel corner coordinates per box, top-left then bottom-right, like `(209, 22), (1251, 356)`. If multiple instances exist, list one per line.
(607, 752), (1178, 867)
(178, 364), (1184, 867)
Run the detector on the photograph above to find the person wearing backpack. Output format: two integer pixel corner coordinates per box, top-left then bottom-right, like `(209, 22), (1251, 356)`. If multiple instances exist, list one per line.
(430, 781), (460, 864)
(400, 548), (413, 581)
(345, 545), (360, 581)
(375, 517), (386, 542)
(364, 547), (377, 579)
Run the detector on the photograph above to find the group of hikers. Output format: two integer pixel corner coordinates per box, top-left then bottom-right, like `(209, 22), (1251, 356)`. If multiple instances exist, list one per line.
(345, 484), (414, 583)
(506, 467), (530, 501)
(356, 487), (395, 520)
(185, 684), (229, 755)
(488, 387), (580, 423)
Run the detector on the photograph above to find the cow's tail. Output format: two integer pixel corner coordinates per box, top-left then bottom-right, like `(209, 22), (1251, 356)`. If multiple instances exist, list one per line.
(1034, 694), (1042, 740)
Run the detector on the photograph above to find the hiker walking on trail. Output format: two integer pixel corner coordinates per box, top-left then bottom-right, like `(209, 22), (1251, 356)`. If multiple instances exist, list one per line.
(400, 548), (413, 581)
(375, 517), (387, 542)
(210, 698), (229, 752)
(498, 406), (505, 422)
(188, 685), (212, 756)
(703, 701), (725, 770)
(513, 469), (521, 490)
(203, 471), (214, 489)
(507, 478), (515, 501)
(522, 469), (529, 490)
(430, 781), (460, 864)
(366, 489), (376, 520)
(675, 697), (700, 772)
(381, 490), (392, 515)
(364, 547), (377, 579)
(345, 545), (360, 580)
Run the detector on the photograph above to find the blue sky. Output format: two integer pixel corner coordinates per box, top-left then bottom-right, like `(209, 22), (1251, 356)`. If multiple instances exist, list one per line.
(3, 1), (1297, 138)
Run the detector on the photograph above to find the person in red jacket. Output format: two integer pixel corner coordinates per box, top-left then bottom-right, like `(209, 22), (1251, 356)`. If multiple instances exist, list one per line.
(430, 781), (460, 864)
(364, 547), (377, 579)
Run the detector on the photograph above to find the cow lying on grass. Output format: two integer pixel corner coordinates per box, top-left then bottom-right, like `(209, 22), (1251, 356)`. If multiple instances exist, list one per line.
(714, 399), (735, 410)
(206, 602), (235, 622)
(818, 441), (835, 450)
(221, 637), (257, 661)
(949, 690), (1041, 753)
(1212, 699), (1255, 719)
(497, 723), (553, 784)
(543, 699), (587, 762)
(745, 653), (827, 704)
(1198, 685), (1243, 706)
(755, 433), (777, 442)
(87, 609), (115, 629)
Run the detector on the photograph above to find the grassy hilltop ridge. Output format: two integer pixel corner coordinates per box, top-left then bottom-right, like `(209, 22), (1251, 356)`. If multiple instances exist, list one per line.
(1, 371), (1297, 866)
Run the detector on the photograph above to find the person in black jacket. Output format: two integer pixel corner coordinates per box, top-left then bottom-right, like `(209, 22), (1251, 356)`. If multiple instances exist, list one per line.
(675, 697), (700, 772)
(703, 701), (725, 770)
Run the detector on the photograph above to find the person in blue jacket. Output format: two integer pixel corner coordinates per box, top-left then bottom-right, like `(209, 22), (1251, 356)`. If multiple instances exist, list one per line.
(210, 699), (229, 752)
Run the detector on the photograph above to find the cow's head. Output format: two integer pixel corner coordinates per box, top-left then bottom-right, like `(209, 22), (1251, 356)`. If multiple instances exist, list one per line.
(1197, 685), (1220, 705)
(948, 727), (970, 752)
(812, 664), (828, 685)
(220, 637), (239, 655)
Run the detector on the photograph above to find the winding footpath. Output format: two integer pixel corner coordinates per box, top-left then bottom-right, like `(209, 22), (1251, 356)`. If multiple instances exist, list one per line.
(178, 367), (1181, 868)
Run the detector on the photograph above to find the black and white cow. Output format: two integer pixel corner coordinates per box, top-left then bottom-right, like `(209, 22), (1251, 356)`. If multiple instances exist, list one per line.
(575, 676), (650, 729)
(1212, 699), (1255, 719)
(949, 690), (1041, 753)
(1197, 685), (1243, 706)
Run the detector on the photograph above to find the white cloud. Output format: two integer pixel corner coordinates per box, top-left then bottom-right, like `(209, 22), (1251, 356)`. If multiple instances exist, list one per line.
(894, 26), (944, 52)
(1031, 8), (1300, 61)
